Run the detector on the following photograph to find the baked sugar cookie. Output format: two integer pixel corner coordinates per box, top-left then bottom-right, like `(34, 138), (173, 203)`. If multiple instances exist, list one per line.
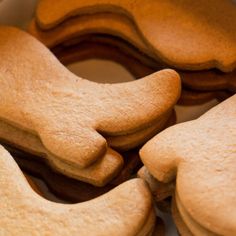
(141, 95), (236, 235)
(36, 0), (236, 72)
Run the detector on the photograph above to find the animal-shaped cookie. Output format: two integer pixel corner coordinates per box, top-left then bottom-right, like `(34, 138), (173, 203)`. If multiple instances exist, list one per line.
(0, 145), (155, 235)
(36, 0), (236, 72)
(0, 26), (180, 184)
(140, 95), (236, 235)
(30, 4), (236, 93)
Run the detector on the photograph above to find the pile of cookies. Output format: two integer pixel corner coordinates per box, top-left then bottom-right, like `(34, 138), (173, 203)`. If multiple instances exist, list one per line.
(140, 95), (236, 235)
(0, 0), (235, 235)
(29, 0), (236, 105)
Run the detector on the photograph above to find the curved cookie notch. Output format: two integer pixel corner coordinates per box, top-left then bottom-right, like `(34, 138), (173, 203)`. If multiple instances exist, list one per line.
(0, 26), (180, 169)
(36, 0), (236, 72)
(140, 95), (236, 235)
(0, 146), (155, 235)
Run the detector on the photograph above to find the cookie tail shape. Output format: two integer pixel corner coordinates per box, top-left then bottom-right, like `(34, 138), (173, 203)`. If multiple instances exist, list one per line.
(0, 145), (155, 236)
(95, 69), (181, 135)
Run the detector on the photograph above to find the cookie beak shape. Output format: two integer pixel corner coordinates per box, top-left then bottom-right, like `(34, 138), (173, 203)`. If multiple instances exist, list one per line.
(0, 145), (155, 235)
(0, 26), (180, 169)
(140, 95), (236, 235)
(36, 0), (236, 72)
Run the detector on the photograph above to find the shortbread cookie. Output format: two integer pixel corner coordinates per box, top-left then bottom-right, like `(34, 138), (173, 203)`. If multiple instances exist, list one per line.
(140, 95), (236, 235)
(0, 27), (180, 176)
(0, 145), (155, 235)
(36, 0), (236, 71)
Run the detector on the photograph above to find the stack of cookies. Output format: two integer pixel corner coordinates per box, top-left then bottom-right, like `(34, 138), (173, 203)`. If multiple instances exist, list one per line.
(0, 1), (236, 235)
(0, 26), (180, 203)
(140, 95), (236, 235)
(29, 0), (236, 105)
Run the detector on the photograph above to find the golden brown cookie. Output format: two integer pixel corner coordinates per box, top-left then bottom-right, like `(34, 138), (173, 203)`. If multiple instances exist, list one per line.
(141, 95), (236, 235)
(36, 0), (236, 72)
(0, 26), (180, 185)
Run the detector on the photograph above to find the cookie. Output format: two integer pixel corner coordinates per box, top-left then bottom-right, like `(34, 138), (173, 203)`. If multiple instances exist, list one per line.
(0, 26), (181, 184)
(36, 0), (236, 72)
(30, 7), (236, 93)
(0, 145), (156, 235)
(140, 95), (236, 235)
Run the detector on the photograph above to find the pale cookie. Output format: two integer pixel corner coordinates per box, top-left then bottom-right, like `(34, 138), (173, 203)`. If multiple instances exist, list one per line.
(36, 0), (236, 71)
(0, 145), (155, 236)
(0, 26), (181, 170)
(140, 95), (236, 235)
